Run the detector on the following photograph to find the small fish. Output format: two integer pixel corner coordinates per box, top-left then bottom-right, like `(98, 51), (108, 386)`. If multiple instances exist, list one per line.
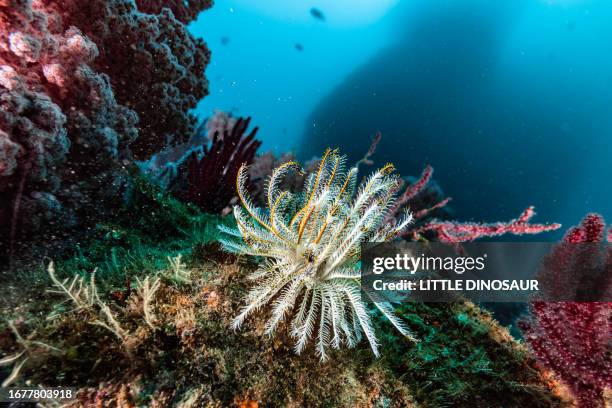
(310, 7), (325, 21)
(221, 36), (230, 45)
(295, 43), (304, 52)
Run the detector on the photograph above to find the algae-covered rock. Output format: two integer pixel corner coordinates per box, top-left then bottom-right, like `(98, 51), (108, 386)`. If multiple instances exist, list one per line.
(0, 244), (562, 407)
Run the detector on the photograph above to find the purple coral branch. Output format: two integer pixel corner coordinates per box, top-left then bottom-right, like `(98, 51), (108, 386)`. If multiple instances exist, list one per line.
(180, 117), (261, 213)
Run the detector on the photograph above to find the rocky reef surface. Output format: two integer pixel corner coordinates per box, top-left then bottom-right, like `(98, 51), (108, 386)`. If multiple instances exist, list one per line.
(0, 184), (566, 407)
(0, 251), (564, 407)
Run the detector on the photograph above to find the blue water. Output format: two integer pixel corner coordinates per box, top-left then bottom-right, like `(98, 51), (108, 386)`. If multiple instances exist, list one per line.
(191, 0), (611, 239)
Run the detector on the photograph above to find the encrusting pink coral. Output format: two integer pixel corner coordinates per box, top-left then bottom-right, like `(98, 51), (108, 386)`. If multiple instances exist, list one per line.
(519, 214), (612, 408)
(0, 0), (210, 262)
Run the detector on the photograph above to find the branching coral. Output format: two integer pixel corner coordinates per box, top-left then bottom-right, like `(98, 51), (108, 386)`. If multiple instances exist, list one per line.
(0, 349), (27, 388)
(412, 206), (561, 242)
(220, 149), (416, 360)
(47, 262), (129, 343)
(177, 117), (262, 214)
(384, 164), (452, 225)
(165, 254), (192, 285)
(519, 214), (612, 408)
(0, 321), (61, 387)
(344, 133), (559, 241)
(135, 276), (161, 329)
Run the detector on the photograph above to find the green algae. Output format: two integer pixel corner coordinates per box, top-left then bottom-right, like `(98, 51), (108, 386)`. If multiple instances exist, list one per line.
(0, 178), (563, 407)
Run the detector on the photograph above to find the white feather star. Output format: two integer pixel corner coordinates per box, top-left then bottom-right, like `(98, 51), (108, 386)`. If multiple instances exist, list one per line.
(219, 149), (416, 360)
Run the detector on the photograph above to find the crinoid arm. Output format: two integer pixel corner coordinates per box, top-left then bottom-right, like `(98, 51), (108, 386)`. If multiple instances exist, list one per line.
(220, 149), (416, 361)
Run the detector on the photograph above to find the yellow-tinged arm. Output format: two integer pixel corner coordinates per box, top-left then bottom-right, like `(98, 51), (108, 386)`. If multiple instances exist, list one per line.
(236, 164), (290, 243)
(297, 203), (316, 244)
(267, 161), (300, 210)
(290, 148), (332, 228)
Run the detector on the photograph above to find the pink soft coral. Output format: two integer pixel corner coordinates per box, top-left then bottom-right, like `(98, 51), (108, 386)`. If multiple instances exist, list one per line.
(0, 0), (210, 261)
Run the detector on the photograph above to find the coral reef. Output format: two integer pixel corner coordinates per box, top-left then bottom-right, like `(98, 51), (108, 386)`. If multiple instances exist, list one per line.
(520, 214), (612, 408)
(0, 0), (210, 263)
(175, 117), (262, 214)
(0, 173), (565, 406)
(0, 1), (581, 405)
(0, 241), (562, 407)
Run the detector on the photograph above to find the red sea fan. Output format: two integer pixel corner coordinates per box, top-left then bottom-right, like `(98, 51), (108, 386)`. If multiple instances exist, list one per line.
(411, 206), (561, 242)
(179, 117), (262, 214)
(384, 165), (452, 226)
(519, 214), (612, 408)
(349, 133), (560, 242)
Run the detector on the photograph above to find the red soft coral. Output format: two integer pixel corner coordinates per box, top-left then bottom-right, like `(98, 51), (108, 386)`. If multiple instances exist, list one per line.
(520, 214), (612, 408)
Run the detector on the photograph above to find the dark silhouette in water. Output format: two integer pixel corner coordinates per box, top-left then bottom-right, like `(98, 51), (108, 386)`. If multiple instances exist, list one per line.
(310, 7), (325, 21)
(300, 1), (612, 236)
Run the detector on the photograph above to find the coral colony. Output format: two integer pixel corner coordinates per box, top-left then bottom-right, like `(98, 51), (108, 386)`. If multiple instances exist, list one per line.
(0, 0), (210, 261)
(520, 214), (612, 408)
(177, 117), (261, 214)
(413, 206), (561, 243)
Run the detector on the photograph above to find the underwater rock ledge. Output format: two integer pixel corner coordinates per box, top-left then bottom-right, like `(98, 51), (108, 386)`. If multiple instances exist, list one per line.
(0, 246), (564, 407)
